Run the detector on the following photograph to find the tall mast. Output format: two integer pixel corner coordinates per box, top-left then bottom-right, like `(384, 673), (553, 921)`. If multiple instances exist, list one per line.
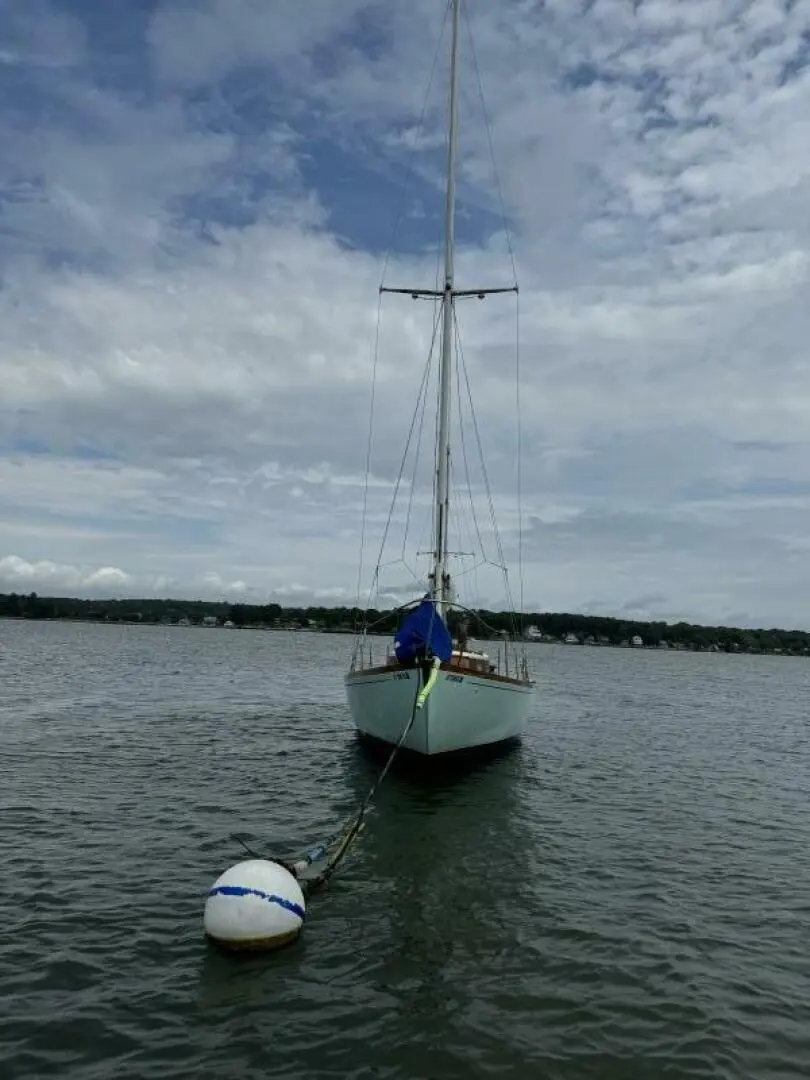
(433, 0), (461, 615)
(379, 0), (517, 615)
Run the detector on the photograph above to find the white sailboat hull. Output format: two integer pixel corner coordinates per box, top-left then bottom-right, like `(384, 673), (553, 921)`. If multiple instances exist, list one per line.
(345, 665), (534, 756)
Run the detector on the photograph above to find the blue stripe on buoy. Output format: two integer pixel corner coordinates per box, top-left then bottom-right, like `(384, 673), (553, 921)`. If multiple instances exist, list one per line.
(208, 885), (305, 920)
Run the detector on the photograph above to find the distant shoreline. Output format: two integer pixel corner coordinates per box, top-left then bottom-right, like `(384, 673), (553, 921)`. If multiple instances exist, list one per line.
(2, 592), (808, 657)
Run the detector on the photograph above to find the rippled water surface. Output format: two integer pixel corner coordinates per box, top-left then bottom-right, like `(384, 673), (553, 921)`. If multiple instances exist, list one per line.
(2, 619), (810, 1079)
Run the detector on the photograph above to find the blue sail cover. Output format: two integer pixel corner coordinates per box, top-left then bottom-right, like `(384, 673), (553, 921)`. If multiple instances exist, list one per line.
(393, 598), (453, 664)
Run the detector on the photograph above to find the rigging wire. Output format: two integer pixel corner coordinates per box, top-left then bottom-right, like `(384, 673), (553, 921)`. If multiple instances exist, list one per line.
(463, 0), (525, 627)
(354, 0), (452, 626)
(401, 323), (433, 563)
(363, 304), (443, 615)
(453, 305), (520, 638)
(357, 0), (528, 640)
(453, 310), (489, 569)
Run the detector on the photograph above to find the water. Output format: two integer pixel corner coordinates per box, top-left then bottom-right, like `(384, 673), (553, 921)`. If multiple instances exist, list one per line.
(2, 620), (809, 1080)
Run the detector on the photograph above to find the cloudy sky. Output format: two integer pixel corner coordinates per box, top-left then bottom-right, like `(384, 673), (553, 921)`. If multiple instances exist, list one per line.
(2, 0), (810, 628)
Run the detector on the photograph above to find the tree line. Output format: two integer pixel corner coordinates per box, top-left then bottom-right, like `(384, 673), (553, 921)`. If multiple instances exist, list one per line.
(1, 591), (808, 656)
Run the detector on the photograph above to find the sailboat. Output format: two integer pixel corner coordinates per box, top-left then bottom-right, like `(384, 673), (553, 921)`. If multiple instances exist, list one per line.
(344, 0), (535, 756)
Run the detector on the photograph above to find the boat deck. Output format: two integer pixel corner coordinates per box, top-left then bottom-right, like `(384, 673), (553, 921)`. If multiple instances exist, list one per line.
(348, 648), (532, 688)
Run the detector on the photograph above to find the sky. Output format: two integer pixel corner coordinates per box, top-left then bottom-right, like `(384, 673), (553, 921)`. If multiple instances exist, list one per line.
(3, 0), (810, 629)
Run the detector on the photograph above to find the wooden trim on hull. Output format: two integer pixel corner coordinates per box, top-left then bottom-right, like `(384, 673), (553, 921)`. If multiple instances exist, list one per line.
(345, 659), (533, 690)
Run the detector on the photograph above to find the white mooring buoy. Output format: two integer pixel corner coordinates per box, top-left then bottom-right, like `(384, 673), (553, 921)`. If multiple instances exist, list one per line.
(204, 859), (306, 952)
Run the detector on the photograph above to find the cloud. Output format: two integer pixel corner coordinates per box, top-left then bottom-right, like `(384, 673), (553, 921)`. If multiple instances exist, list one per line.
(0, 554), (132, 596)
(2, 0), (810, 627)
